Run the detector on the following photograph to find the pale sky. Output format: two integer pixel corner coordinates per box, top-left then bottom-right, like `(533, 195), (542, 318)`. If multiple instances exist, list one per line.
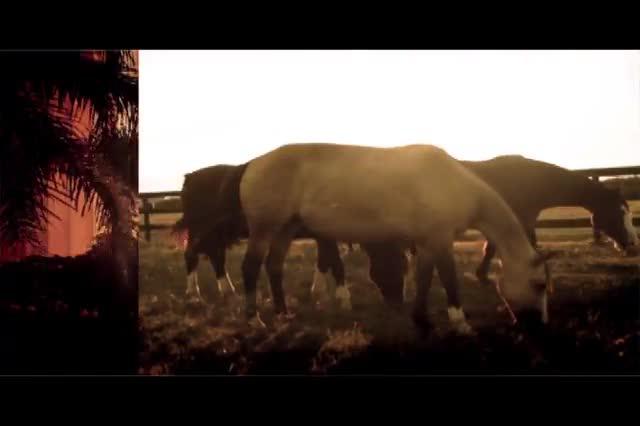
(140, 50), (640, 193)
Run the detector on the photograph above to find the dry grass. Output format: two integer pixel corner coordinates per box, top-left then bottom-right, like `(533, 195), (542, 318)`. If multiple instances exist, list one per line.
(139, 229), (639, 375)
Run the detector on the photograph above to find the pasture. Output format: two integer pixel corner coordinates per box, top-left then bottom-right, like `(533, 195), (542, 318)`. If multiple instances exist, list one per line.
(139, 207), (640, 375)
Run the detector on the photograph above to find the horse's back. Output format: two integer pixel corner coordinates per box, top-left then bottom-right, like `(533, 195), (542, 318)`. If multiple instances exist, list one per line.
(183, 164), (238, 192)
(242, 143), (458, 199)
(240, 143), (482, 241)
(465, 155), (582, 212)
(246, 143), (454, 177)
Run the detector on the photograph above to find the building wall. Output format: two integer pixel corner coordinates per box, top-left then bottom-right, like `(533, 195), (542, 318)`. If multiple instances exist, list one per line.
(45, 175), (98, 257)
(0, 50), (137, 262)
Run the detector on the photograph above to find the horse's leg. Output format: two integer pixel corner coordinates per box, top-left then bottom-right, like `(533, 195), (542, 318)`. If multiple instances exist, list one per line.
(592, 226), (607, 245)
(204, 244), (235, 297)
(401, 249), (412, 302)
(184, 242), (202, 301)
(435, 251), (474, 335)
(220, 247), (236, 294)
(265, 224), (300, 316)
(241, 234), (272, 325)
(364, 242), (405, 308)
(527, 226), (538, 249)
(311, 239), (333, 297)
(321, 239), (351, 310)
(312, 238), (351, 310)
(475, 240), (496, 284)
(411, 244), (436, 329)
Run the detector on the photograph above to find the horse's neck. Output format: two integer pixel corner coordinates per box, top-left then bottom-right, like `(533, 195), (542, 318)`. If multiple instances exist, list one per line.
(545, 176), (606, 213)
(473, 189), (536, 262)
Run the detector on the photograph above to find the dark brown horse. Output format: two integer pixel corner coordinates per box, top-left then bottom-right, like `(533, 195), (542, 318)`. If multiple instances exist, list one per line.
(466, 156), (637, 280)
(173, 164), (352, 310)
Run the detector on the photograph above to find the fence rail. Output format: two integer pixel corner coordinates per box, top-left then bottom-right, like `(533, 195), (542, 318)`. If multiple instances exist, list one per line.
(138, 165), (640, 241)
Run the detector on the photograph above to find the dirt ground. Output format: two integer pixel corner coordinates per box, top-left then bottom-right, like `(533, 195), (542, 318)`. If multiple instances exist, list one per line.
(139, 232), (639, 375)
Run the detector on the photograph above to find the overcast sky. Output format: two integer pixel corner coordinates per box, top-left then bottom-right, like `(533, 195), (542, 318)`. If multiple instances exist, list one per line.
(140, 50), (640, 192)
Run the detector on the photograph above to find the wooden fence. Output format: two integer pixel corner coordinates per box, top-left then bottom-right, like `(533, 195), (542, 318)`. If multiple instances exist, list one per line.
(138, 166), (640, 242)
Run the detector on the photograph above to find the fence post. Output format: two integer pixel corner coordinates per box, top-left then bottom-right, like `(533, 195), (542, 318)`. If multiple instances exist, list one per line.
(143, 197), (151, 242)
(590, 174), (606, 244)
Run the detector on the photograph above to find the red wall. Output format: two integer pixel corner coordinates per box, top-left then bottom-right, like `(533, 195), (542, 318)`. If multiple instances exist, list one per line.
(0, 50), (138, 262)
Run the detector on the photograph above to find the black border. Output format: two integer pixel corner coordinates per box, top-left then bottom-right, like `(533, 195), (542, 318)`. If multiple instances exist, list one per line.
(1, 9), (639, 408)
(2, 4), (639, 50)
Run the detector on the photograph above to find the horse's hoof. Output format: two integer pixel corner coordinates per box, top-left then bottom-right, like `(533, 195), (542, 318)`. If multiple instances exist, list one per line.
(447, 307), (475, 336)
(335, 286), (352, 311)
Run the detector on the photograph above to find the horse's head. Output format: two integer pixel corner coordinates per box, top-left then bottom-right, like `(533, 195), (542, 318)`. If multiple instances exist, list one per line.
(497, 251), (555, 327)
(591, 188), (638, 255)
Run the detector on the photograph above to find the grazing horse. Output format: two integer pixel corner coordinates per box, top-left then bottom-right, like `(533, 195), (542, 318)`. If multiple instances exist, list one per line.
(238, 143), (552, 330)
(174, 164), (248, 300)
(173, 164), (352, 309)
(322, 155), (638, 333)
(466, 156), (638, 281)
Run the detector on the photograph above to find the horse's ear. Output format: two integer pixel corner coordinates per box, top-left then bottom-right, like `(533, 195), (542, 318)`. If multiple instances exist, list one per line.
(531, 250), (557, 267)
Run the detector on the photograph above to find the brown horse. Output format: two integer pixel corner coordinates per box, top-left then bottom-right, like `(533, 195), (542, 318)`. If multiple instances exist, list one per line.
(173, 164), (352, 309)
(319, 155), (638, 333)
(238, 143), (552, 330)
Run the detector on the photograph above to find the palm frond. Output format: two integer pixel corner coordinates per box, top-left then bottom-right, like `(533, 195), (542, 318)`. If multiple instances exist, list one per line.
(0, 51), (138, 132)
(0, 50), (138, 249)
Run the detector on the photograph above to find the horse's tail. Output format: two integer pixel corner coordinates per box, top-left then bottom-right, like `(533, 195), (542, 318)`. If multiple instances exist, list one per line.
(170, 216), (189, 249)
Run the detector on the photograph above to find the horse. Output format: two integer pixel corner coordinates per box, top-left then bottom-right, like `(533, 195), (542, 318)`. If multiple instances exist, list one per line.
(313, 155), (638, 332)
(319, 155), (638, 333)
(236, 143), (553, 330)
(465, 155), (638, 281)
(387, 155), (636, 286)
(172, 164), (352, 309)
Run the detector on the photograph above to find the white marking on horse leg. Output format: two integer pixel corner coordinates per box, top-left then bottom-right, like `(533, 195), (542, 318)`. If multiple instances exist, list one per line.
(217, 273), (237, 296)
(335, 286), (352, 310)
(447, 306), (474, 335)
(225, 272), (237, 293)
(186, 272), (201, 300)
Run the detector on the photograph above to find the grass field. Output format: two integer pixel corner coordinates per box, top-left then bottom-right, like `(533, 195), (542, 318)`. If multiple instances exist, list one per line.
(139, 213), (640, 374)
